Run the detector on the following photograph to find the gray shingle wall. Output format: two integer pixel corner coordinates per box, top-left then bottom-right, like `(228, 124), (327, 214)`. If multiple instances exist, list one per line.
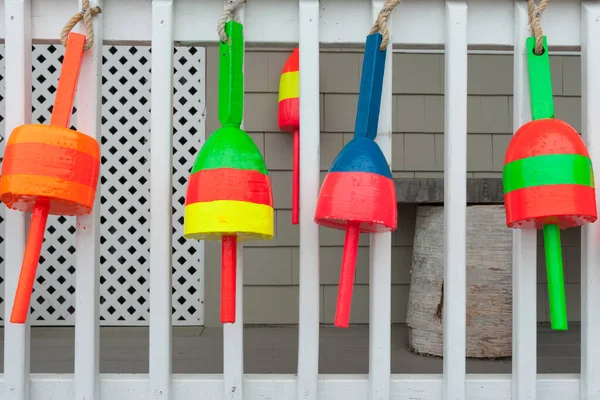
(203, 47), (582, 327)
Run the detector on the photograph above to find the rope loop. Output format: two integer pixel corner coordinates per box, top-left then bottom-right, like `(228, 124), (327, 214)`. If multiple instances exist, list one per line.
(526, 0), (549, 55)
(60, 0), (102, 51)
(217, 0), (246, 43)
(369, 0), (401, 50)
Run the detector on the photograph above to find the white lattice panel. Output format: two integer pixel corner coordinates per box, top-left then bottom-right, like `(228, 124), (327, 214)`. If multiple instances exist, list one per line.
(0, 44), (205, 326)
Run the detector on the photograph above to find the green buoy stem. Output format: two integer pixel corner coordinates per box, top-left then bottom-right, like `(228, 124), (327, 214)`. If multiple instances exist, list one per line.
(543, 223), (567, 330)
(218, 21), (244, 128)
(526, 36), (554, 120)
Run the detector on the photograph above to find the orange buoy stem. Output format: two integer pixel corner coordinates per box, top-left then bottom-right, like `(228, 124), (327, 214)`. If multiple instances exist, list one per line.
(10, 202), (49, 323)
(10, 32), (86, 324)
(50, 33), (86, 127)
(334, 221), (360, 328)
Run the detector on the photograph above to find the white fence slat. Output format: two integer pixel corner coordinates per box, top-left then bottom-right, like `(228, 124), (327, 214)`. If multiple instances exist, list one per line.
(194, 43), (207, 325)
(2, 0), (32, 399)
(222, 240), (244, 400)
(368, 2), (393, 400)
(222, 238), (244, 400)
(511, 2), (538, 400)
(222, 5), (246, 400)
(73, 1), (103, 399)
(149, 0), (174, 399)
(442, 2), (467, 399)
(580, 2), (600, 399)
(296, 1), (320, 399)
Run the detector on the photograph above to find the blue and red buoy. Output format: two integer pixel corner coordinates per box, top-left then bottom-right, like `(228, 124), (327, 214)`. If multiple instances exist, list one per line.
(315, 33), (397, 328)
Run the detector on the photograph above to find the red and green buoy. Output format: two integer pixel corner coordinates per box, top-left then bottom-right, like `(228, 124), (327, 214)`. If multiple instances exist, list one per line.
(503, 35), (597, 330)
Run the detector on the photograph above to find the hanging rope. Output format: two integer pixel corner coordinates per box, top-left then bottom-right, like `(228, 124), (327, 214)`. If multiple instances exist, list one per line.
(370, 0), (401, 51)
(217, 0), (246, 43)
(526, 0), (549, 55)
(60, 0), (102, 51)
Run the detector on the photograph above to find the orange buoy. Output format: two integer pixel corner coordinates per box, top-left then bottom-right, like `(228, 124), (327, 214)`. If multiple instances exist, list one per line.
(0, 32), (101, 324)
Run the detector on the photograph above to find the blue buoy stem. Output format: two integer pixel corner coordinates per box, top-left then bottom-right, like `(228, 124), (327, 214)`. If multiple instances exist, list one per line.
(354, 33), (387, 141)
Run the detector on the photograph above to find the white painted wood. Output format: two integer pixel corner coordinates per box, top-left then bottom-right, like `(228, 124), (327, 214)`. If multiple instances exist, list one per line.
(195, 45), (207, 325)
(511, 2), (538, 400)
(222, 240), (244, 400)
(73, 1), (103, 399)
(0, 0), (585, 47)
(222, 236), (244, 400)
(368, 2), (393, 400)
(0, 373), (585, 400)
(222, 5), (246, 400)
(580, 2), (600, 399)
(296, 1), (320, 400)
(442, 2), (467, 400)
(149, 1), (174, 399)
(2, 1), (32, 400)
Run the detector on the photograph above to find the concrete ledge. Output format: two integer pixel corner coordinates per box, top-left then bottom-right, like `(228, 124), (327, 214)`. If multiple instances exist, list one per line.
(394, 178), (504, 204)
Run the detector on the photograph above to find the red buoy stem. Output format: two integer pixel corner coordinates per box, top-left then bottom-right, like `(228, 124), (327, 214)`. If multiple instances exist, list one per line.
(221, 235), (237, 323)
(292, 129), (300, 225)
(334, 222), (360, 328)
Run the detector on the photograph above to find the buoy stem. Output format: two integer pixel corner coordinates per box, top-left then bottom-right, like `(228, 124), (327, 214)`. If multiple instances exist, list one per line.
(354, 33), (387, 141)
(221, 235), (237, 324)
(218, 21), (244, 128)
(292, 129), (300, 225)
(10, 202), (50, 324)
(543, 223), (567, 330)
(50, 33), (86, 128)
(334, 222), (360, 328)
(526, 35), (555, 121)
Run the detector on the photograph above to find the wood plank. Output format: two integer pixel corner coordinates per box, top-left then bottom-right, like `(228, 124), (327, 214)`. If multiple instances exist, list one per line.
(368, 2), (393, 399)
(296, 2), (322, 400)
(511, 3), (538, 399)
(73, 1), (103, 399)
(2, 1), (33, 399)
(580, 3), (600, 399)
(148, 1), (174, 399)
(394, 178), (504, 204)
(0, 0), (585, 48)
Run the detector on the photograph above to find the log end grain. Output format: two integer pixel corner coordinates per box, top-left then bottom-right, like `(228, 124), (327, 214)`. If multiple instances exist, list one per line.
(405, 205), (513, 358)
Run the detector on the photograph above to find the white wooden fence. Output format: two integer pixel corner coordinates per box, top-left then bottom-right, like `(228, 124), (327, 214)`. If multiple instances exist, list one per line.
(1, 0), (600, 399)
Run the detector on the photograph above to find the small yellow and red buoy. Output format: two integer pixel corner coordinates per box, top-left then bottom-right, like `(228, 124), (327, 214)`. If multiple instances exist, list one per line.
(278, 48), (300, 224)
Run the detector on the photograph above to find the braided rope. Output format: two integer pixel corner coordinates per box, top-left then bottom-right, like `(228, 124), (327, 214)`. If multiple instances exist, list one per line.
(59, 0), (102, 51)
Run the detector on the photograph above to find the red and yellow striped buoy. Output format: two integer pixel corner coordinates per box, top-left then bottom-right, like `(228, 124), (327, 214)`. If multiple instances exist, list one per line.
(278, 48), (300, 224)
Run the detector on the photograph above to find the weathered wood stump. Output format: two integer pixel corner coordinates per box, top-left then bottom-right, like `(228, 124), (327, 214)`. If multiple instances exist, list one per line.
(406, 205), (513, 358)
